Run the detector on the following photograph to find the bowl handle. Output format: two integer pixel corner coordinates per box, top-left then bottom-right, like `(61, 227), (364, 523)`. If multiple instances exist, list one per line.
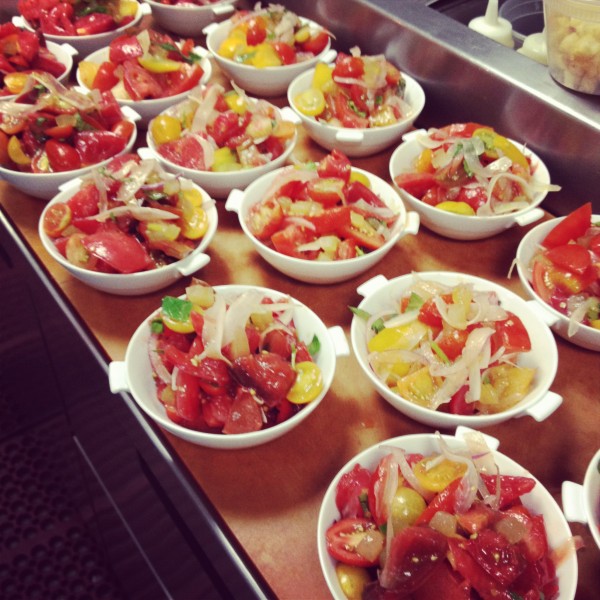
(177, 252), (211, 276)
(404, 211), (420, 236)
(140, 2), (152, 16)
(514, 208), (545, 227)
(327, 325), (350, 357)
(225, 189), (244, 214)
(137, 147), (155, 160)
(356, 274), (389, 298)
(108, 361), (130, 394)
(120, 105), (142, 122)
(454, 426), (500, 451)
(402, 128), (426, 143)
(561, 481), (587, 524)
(59, 177), (83, 193)
(521, 391), (562, 422)
(213, 3), (236, 17)
(525, 299), (560, 327)
(203, 22), (219, 36)
(59, 43), (79, 57)
(321, 49), (338, 64)
(280, 106), (301, 124)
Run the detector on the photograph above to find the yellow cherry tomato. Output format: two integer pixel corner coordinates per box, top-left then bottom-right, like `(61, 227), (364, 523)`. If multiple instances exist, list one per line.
(7, 135), (31, 165)
(473, 128), (529, 170)
(311, 62), (333, 91)
(224, 91), (247, 114)
(138, 54), (182, 73)
(3, 72), (30, 95)
(367, 321), (430, 353)
(349, 169), (371, 188)
(414, 148), (433, 173)
(161, 313), (195, 334)
(218, 35), (247, 59)
(77, 61), (100, 89)
(150, 115), (182, 145)
(251, 43), (282, 68)
(294, 88), (325, 117)
(335, 564), (371, 600)
(413, 456), (467, 492)
(179, 188), (208, 240)
(211, 147), (240, 172)
(287, 361), (323, 404)
(436, 201), (476, 216)
(43, 203), (72, 238)
(117, 0), (138, 18)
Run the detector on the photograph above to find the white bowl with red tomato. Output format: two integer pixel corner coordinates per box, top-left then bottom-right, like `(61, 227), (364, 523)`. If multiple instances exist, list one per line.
(350, 272), (562, 429)
(515, 202), (600, 351)
(389, 125), (557, 240)
(0, 22), (77, 99)
(38, 152), (217, 295)
(225, 150), (420, 284)
(108, 282), (349, 448)
(14, 0), (150, 57)
(145, 84), (298, 198)
(0, 76), (139, 200)
(318, 429), (578, 600)
(286, 53), (426, 158)
(204, 6), (335, 97)
(144, 0), (239, 38)
(76, 30), (212, 127)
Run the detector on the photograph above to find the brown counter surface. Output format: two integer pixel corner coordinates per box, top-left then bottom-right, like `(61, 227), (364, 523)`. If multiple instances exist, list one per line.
(1, 56), (599, 600)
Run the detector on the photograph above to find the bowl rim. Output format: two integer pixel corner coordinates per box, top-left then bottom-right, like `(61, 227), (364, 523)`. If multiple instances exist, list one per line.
(317, 431), (577, 600)
(77, 45), (213, 106)
(146, 96), (297, 180)
(349, 270), (559, 425)
(145, 0), (237, 9)
(287, 68), (426, 134)
(38, 169), (218, 281)
(515, 214), (600, 337)
(389, 130), (552, 222)
(206, 15), (332, 73)
(123, 284), (336, 445)
(232, 164), (408, 269)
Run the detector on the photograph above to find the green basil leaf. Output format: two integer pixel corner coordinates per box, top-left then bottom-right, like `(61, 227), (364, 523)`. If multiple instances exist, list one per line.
(161, 296), (192, 323)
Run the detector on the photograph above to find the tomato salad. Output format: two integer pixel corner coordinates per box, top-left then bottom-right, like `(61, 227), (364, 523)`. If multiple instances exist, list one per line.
(293, 49), (411, 129)
(528, 202), (600, 335)
(0, 23), (67, 97)
(355, 278), (535, 415)
(217, 4), (331, 68)
(0, 73), (134, 173)
(325, 434), (560, 599)
(77, 29), (204, 101)
(246, 150), (399, 261)
(18, 0), (138, 37)
(394, 122), (558, 217)
(148, 281), (323, 434)
(41, 153), (213, 273)
(149, 83), (295, 172)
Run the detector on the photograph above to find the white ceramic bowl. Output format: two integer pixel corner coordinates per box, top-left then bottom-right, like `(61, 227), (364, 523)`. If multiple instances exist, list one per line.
(515, 215), (600, 351)
(0, 106), (139, 200)
(225, 166), (420, 284)
(350, 272), (562, 428)
(108, 285), (349, 448)
(145, 0), (239, 37)
(76, 45), (212, 126)
(204, 17), (336, 97)
(13, 2), (150, 57)
(1, 41), (77, 100)
(318, 429), (578, 600)
(286, 69), (425, 158)
(389, 130), (552, 240)
(38, 167), (217, 295)
(146, 99), (298, 198)
(562, 448), (600, 551)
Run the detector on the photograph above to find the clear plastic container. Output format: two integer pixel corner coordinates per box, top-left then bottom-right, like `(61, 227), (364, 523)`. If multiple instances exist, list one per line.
(544, 0), (600, 94)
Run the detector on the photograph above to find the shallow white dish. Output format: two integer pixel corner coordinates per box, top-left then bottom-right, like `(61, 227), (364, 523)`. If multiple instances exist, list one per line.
(13, 2), (150, 57)
(204, 17), (336, 97)
(144, 0), (238, 37)
(38, 164), (217, 295)
(389, 129), (552, 240)
(286, 69), (425, 158)
(562, 448), (600, 551)
(108, 285), (349, 448)
(225, 165), (420, 284)
(146, 99), (297, 198)
(350, 271), (562, 428)
(76, 45), (212, 126)
(515, 215), (600, 352)
(0, 106), (139, 200)
(318, 429), (578, 600)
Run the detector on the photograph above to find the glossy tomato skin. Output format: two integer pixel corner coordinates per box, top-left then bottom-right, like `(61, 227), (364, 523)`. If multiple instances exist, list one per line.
(489, 314), (531, 355)
(222, 387), (263, 434)
(542, 202), (592, 248)
(317, 149), (351, 182)
(46, 139), (81, 172)
(81, 229), (152, 274)
(74, 131), (128, 165)
(326, 518), (381, 568)
(336, 464), (372, 519)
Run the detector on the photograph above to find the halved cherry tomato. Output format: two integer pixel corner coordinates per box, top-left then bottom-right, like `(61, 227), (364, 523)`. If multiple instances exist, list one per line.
(108, 35), (143, 64)
(332, 54), (364, 80)
(335, 464), (372, 519)
(74, 130), (127, 165)
(299, 31), (329, 55)
(306, 177), (345, 207)
(542, 202), (592, 248)
(247, 196), (283, 240)
(489, 314), (531, 355)
(394, 172), (437, 199)
(122, 60), (162, 100)
(92, 62), (120, 92)
(81, 230), (152, 274)
(45, 139), (81, 172)
(272, 41), (296, 65)
(318, 149), (351, 182)
(325, 518), (383, 567)
(67, 184), (100, 218)
(545, 243), (592, 275)
(42, 203), (71, 238)
(222, 387), (263, 434)
(271, 224), (317, 258)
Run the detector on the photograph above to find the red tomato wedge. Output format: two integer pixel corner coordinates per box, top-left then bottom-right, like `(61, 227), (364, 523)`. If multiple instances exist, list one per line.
(542, 202), (592, 248)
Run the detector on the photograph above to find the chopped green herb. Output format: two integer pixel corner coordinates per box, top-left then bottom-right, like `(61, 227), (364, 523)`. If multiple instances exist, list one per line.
(145, 190), (168, 202)
(349, 306), (385, 333)
(430, 340), (450, 364)
(150, 319), (164, 334)
(348, 101), (367, 118)
(508, 593), (525, 600)
(158, 42), (202, 64)
(161, 296), (192, 323)
(405, 292), (424, 312)
(307, 335), (321, 356)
